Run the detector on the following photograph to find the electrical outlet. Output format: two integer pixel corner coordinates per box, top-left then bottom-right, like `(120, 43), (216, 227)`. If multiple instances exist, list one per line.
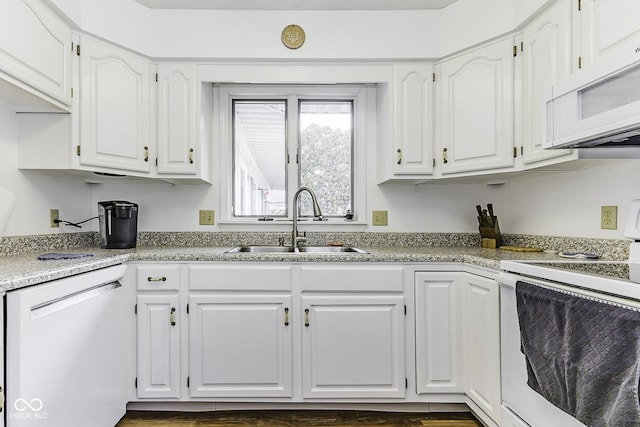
(50, 209), (60, 228)
(372, 210), (388, 226)
(199, 209), (215, 225)
(601, 205), (617, 230)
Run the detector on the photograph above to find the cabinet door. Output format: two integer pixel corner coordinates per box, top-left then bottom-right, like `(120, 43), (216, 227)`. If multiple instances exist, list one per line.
(188, 294), (292, 397)
(415, 272), (463, 393)
(462, 274), (501, 424)
(79, 35), (152, 173)
(301, 294), (405, 398)
(393, 64), (434, 176)
(136, 293), (181, 398)
(580, 0), (640, 67)
(438, 37), (515, 174)
(157, 63), (197, 175)
(0, 0), (72, 106)
(520, 0), (575, 164)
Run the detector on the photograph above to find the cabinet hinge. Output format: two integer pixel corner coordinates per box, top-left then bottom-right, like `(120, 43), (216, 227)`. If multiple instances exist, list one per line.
(513, 146), (517, 158)
(76, 44), (80, 56)
(187, 377), (190, 388)
(405, 378), (408, 389)
(578, 56), (582, 69)
(432, 72), (436, 83)
(76, 145), (81, 156)
(134, 303), (137, 315)
(513, 45), (517, 57)
(135, 377), (138, 389)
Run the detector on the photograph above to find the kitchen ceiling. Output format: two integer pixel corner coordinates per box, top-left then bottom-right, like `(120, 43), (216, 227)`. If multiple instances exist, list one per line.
(133, 0), (458, 10)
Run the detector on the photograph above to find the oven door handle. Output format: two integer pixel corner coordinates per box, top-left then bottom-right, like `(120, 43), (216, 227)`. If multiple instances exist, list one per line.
(497, 272), (520, 288)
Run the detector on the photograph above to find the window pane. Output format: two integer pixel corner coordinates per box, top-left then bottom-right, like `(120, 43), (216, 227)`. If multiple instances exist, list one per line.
(299, 101), (353, 217)
(233, 100), (287, 216)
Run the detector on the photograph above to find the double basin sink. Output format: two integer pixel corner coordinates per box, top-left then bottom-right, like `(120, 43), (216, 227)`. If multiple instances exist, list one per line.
(226, 245), (367, 254)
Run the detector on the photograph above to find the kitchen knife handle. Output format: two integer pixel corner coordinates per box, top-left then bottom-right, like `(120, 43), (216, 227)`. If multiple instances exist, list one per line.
(396, 148), (402, 165)
(442, 147), (448, 164)
(170, 307), (176, 326)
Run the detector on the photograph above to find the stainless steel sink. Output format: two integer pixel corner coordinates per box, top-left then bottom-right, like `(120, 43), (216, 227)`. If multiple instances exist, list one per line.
(226, 245), (296, 253)
(297, 246), (367, 253)
(225, 245), (367, 254)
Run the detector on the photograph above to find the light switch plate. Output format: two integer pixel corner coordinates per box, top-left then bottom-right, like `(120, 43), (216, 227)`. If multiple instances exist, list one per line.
(372, 210), (388, 226)
(601, 205), (617, 230)
(199, 210), (215, 225)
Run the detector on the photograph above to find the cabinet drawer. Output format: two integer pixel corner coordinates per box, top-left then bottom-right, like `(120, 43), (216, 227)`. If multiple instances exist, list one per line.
(188, 265), (293, 291)
(300, 266), (404, 292)
(137, 265), (181, 291)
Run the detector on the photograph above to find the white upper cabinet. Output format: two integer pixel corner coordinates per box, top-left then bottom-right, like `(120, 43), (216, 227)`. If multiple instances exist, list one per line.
(157, 63), (198, 175)
(0, 0), (72, 108)
(393, 64), (434, 177)
(579, 0), (640, 67)
(520, 0), (576, 164)
(437, 36), (516, 175)
(78, 35), (153, 173)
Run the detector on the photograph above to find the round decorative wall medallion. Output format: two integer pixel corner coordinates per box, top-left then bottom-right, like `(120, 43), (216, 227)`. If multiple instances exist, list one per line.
(281, 24), (305, 49)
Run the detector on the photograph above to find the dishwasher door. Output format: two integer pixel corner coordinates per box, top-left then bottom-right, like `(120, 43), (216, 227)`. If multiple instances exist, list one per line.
(6, 265), (128, 427)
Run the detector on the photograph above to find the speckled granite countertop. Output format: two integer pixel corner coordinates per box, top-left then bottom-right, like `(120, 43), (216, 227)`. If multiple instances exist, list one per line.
(0, 244), (573, 292)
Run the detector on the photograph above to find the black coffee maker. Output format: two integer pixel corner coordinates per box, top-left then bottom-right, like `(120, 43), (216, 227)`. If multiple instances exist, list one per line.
(98, 201), (138, 249)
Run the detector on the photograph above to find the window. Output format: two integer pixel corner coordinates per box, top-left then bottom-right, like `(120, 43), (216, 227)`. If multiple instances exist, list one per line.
(220, 85), (367, 223)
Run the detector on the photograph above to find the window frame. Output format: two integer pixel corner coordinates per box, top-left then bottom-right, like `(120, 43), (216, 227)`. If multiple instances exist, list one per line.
(217, 84), (369, 227)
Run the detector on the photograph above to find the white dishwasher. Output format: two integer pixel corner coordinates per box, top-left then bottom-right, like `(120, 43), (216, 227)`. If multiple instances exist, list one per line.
(5, 265), (128, 427)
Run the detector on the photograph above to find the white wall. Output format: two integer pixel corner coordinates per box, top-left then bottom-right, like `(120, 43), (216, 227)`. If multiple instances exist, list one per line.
(2, 96), (639, 240)
(0, 104), (95, 236)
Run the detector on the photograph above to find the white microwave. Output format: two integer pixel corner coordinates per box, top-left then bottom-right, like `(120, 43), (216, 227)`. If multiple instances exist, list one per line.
(545, 47), (640, 150)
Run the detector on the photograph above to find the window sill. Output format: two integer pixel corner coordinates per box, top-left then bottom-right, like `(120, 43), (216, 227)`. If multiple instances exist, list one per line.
(218, 219), (367, 232)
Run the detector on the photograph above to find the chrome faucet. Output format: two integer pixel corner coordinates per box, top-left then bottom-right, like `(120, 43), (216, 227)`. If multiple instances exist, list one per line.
(292, 187), (324, 249)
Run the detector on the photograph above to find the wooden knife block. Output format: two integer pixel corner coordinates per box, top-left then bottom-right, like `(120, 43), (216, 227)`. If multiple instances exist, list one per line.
(479, 218), (502, 248)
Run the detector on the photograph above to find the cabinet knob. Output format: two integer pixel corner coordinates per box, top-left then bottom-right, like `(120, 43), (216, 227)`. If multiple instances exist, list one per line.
(442, 147), (448, 164)
(170, 307), (176, 326)
(396, 148), (402, 165)
(304, 308), (310, 327)
(144, 146), (150, 162)
(147, 276), (167, 282)
(284, 307), (289, 326)
(189, 148), (194, 164)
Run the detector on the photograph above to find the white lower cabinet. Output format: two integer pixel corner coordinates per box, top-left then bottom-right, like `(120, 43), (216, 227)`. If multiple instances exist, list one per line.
(188, 294), (292, 397)
(131, 262), (502, 418)
(414, 271), (500, 426)
(301, 294), (406, 398)
(136, 293), (181, 398)
(414, 272), (464, 393)
(462, 273), (501, 424)
(135, 265), (182, 399)
(299, 265), (406, 398)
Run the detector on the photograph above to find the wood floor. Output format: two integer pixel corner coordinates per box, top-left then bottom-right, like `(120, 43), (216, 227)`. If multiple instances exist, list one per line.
(116, 410), (483, 426)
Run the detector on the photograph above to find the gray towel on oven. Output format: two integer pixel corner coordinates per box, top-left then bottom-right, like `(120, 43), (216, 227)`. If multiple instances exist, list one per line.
(516, 280), (640, 427)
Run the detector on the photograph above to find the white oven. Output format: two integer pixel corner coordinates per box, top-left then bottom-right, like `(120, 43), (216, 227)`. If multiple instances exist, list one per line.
(498, 261), (640, 427)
